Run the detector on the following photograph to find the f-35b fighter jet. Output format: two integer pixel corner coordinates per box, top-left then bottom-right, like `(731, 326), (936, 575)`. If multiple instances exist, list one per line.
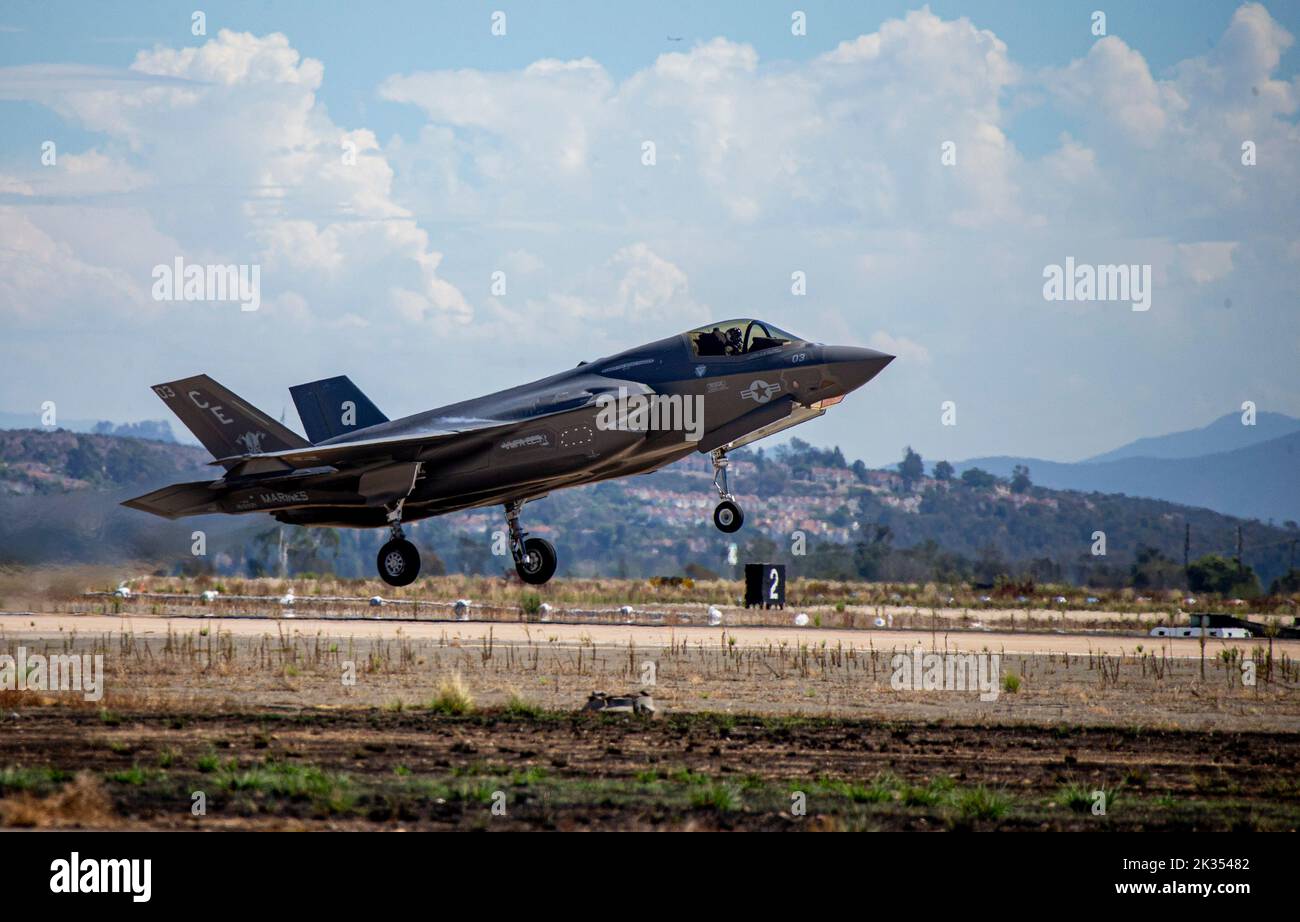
(125, 320), (893, 586)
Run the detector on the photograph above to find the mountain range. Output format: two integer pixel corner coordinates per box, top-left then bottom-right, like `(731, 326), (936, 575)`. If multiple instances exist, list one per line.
(1, 423), (1296, 588)
(954, 412), (1300, 524)
(1084, 411), (1300, 463)
(0, 413), (178, 443)
(4, 408), (1297, 526)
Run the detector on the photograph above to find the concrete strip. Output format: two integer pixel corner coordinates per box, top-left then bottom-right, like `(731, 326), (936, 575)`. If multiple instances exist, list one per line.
(1, 611), (1294, 657)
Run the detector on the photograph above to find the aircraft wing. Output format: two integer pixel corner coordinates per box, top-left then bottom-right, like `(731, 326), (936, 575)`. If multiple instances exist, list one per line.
(206, 419), (502, 469)
(208, 376), (651, 470)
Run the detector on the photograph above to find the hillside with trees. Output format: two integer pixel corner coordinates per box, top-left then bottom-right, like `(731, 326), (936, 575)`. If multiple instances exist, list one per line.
(1, 429), (1296, 595)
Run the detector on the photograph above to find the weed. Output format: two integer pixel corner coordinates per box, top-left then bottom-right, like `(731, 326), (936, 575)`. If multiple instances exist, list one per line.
(0, 766), (71, 794)
(427, 673), (474, 715)
(901, 776), (955, 807)
(690, 782), (741, 811)
(502, 693), (542, 718)
(952, 784), (1012, 821)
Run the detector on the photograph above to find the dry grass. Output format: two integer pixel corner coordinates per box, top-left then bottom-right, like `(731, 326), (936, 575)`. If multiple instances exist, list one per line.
(0, 621), (1296, 730)
(0, 771), (118, 828)
(428, 671), (474, 715)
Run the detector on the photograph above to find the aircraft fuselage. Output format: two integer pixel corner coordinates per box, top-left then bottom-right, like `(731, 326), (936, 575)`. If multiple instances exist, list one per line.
(271, 333), (889, 527)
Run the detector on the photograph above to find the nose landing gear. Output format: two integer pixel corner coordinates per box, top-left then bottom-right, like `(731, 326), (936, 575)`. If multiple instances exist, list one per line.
(506, 499), (558, 585)
(376, 501), (420, 587)
(710, 449), (745, 534)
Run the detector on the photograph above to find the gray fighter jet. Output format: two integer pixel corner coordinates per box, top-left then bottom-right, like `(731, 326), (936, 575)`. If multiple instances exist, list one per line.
(124, 319), (893, 586)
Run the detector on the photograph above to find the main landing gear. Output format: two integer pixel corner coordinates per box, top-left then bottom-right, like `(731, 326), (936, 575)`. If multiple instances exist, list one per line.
(377, 501), (420, 587)
(710, 449), (745, 534)
(506, 499), (558, 585)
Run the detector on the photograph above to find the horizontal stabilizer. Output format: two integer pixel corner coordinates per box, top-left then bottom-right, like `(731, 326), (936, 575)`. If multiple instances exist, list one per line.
(289, 375), (388, 444)
(151, 375), (309, 464)
(121, 479), (223, 519)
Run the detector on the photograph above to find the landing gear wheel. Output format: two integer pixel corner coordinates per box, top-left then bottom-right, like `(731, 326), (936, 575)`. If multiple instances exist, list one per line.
(377, 538), (420, 587)
(516, 537), (557, 585)
(713, 500), (744, 533)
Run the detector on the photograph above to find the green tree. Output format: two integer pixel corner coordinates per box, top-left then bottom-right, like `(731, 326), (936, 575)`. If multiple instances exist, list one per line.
(853, 524), (893, 580)
(756, 464), (788, 496)
(960, 467), (998, 489)
(1025, 556), (1061, 583)
(1010, 464), (1032, 494)
(1268, 568), (1300, 595)
(1130, 545), (1184, 590)
(414, 541), (448, 576)
(741, 534), (780, 564)
(804, 543), (859, 580)
(933, 460), (955, 481)
(828, 504), (853, 527)
(1187, 554), (1261, 597)
(973, 544), (1009, 585)
(65, 440), (104, 483)
(898, 446), (924, 487)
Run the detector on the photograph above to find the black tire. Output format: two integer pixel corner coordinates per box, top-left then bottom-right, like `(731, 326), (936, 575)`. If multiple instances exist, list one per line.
(377, 538), (420, 587)
(516, 537), (557, 585)
(713, 500), (744, 533)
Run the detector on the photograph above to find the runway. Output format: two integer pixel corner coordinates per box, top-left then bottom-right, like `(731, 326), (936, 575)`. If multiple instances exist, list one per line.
(2, 611), (1292, 657)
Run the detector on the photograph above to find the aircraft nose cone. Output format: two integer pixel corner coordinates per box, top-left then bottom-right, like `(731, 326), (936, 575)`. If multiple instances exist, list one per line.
(823, 346), (894, 391)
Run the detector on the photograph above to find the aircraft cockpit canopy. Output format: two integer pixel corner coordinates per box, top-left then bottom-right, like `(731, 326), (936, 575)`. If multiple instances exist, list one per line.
(688, 319), (801, 357)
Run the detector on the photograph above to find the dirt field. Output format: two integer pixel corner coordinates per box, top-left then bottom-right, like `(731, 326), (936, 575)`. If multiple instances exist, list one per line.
(3, 612), (1299, 727)
(2, 601), (1298, 831)
(1, 708), (1296, 831)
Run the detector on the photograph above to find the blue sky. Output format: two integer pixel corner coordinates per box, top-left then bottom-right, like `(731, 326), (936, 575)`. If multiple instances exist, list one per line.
(4, 2), (1296, 159)
(1, 1), (1297, 467)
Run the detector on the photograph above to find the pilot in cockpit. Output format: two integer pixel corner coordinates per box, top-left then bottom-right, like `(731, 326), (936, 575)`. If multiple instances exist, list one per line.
(695, 325), (744, 356)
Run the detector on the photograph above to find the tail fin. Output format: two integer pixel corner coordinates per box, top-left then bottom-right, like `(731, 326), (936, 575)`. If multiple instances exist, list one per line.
(151, 375), (309, 460)
(289, 375), (388, 443)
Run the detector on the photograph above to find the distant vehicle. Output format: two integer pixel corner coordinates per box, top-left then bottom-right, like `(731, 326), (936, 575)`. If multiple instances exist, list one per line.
(1155, 612), (1300, 640)
(125, 319), (892, 586)
(1150, 626), (1250, 639)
